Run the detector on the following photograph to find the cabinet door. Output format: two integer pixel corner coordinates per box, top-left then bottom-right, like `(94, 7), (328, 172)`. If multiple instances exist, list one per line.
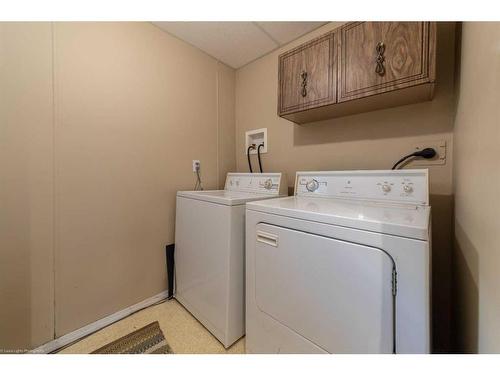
(278, 32), (336, 115)
(338, 22), (435, 102)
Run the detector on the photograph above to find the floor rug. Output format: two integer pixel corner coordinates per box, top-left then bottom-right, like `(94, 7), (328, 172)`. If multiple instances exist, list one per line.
(92, 321), (173, 354)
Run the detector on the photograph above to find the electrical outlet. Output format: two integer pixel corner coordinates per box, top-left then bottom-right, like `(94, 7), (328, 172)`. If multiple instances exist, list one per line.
(192, 160), (201, 172)
(412, 140), (446, 166)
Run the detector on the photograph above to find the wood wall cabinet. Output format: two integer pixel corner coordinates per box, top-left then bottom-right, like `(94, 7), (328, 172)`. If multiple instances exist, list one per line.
(278, 22), (437, 124)
(278, 32), (336, 115)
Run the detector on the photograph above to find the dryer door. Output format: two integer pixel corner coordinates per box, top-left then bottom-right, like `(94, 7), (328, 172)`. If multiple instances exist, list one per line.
(254, 223), (395, 353)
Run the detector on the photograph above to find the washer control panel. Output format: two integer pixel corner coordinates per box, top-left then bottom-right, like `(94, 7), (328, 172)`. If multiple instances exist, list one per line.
(295, 170), (429, 205)
(225, 173), (286, 196)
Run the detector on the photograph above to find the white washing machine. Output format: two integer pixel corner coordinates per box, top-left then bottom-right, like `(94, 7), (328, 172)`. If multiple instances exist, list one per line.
(246, 170), (431, 354)
(175, 173), (287, 348)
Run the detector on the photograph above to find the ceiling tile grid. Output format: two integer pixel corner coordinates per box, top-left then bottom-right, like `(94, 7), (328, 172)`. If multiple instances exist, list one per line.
(153, 22), (327, 68)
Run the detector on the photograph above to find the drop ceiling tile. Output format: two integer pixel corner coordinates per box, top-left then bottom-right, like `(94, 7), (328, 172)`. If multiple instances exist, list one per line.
(254, 22), (328, 45)
(153, 22), (278, 68)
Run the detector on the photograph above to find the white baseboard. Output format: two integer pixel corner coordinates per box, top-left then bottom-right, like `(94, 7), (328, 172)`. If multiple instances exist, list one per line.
(30, 290), (169, 354)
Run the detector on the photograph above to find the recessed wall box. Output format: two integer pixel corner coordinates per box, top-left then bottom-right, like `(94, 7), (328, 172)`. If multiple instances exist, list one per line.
(245, 128), (267, 155)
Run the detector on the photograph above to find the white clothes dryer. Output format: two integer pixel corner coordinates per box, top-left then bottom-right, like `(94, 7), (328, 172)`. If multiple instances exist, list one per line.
(245, 170), (431, 354)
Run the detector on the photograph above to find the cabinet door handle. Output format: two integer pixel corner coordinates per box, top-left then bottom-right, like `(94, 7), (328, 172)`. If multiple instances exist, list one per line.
(300, 71), (308, 97)
(375, 41), (386, 76)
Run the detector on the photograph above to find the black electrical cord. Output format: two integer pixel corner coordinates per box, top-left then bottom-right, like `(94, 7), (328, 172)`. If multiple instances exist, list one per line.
(247, 145), (256, 173)
(392, 148), (437, 170)
(257, 143), (264, 173)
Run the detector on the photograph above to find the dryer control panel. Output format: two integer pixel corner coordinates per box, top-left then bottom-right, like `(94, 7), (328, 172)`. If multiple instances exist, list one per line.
(295, 170), (429, 205)
(225, 173), (287, 196)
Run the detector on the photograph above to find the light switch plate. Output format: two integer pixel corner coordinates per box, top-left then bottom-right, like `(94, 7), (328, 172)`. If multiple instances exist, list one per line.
(411, 140), (446, 166)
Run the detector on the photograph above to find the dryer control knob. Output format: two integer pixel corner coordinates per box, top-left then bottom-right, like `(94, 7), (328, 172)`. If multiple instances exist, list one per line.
(381, 184), (391, 193)
(306, 179), (319, 192)
(264, 179), (273, 190)
(403, 184), (413, 193)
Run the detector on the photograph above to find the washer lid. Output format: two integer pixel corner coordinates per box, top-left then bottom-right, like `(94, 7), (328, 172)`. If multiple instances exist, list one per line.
(177, 190), (283, 206)
(177, 172), (288, 206)
(246, 196), (431, 240)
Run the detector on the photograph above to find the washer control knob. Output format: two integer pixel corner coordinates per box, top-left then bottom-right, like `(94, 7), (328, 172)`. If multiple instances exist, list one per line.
(381, 184), (391, 193)
(306, 179), (319, 192)
(264, 179), (273, 190)
(403, 184), (413, 193)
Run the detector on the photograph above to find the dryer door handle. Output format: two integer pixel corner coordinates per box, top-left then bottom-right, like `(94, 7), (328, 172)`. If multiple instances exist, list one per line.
(256, 231), (279, 247)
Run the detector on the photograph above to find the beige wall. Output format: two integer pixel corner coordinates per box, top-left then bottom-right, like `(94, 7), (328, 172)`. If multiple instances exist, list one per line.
(0, 23), (55, 351)
(6, 20), (499, 354)
(0, 22), (235, 349)
(217, 62), (236, 187)
(235, 22), (457, 352)
(453, 22), (500, 353)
